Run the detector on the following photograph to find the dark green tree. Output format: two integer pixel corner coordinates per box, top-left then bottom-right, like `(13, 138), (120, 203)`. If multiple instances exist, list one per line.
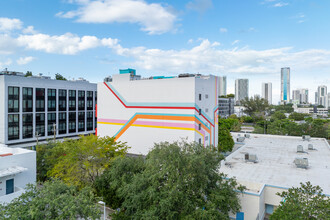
(289, 112), (308, 121)
(219, 118), (241, 131)
(113, 141), (245, 219)
(240, 95), (269, 116)
(0, 179), (101, 219)
(227, 93), (235, 98)
(270, 182), (330, 220)
(25, 71), (32, 77)
(218, 127), (235, 152)
(271, 111), (286, 121)
(55, 73), (67, 80)
(273, 103), (294, 113)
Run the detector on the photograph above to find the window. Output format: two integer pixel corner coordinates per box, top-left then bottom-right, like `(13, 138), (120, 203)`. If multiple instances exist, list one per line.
(78, 112), (85, 132)
(23, 87), (33, 112)
(36, 88), (45, 112)
(205, 136), (208, 141)
(78, 90), (85, 110)
(199, 123), (201, 130)
(199, 94), (202, 101)
(69, 112), (76, 133)
(205, 94), (208, 99)
(47, 89), (56, 111)
(199, 109), (201, 115)
(58, 89), (67, 111)
(47, 113), (56, 136)
(8, 114), (19, 140)
(8, 87), (19, 113)
(69, 90), (76, 111)
(198, 138), (201, 145)
(95, 91), (97, 105)
(87, 91), (93, 110)
(58, 112), (66, 134)
(87, 111), (93, 131)
(36, 113), (45, 137)
(23, 114), (33, 139)
(6, 179), (14, 195)
(205, 108), (208, 113)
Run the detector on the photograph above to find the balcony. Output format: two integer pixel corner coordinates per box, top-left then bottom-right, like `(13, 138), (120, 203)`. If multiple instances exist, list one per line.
(0, 186), (25, 204)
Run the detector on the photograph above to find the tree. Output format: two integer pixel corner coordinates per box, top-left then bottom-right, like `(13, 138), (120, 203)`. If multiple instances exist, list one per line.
(219, 118), (241, 132)
(273, 103), (294, 113)
(271, 111), (286, 121)
(25, 71), (32, 77)
(289, 112), (308, 121)
(94, 156), (146, 209)
(113, 141), (245, 219)
(48, 135), (128, 188)
(270, 182), (330, 220)
(0, 179), (101, 219)
(55, 73), (67, 80)
(240, 95), (269, 116)
(227, 93), (235, 98)
(218, 127), (234, 152)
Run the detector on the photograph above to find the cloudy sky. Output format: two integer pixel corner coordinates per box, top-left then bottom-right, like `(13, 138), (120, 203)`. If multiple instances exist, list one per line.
(1, 0), (330, 104)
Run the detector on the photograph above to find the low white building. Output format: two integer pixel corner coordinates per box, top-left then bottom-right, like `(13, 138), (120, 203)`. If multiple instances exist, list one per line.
(0, 146), (36, 204)
(221, 133), (330, 220)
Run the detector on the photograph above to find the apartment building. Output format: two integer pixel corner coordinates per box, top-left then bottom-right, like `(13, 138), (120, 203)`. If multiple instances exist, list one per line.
(97, 69), (219, 155)
(0, 71), (97, 149)
(218, 97), (234, 118)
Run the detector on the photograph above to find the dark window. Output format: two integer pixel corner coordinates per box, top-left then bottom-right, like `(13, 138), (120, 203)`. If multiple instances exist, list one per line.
(69, 90), (76, 111)
(199, 94), (202, 101)
(58, 89), (67, 111)
(36, 88), (45, 112)
(199, 123), (201, 130)
(87, 111), (93, 131)
(48, 89), (56, 111)
(78, 112), (85, 132)
(23, 114), (33, 139)
(23, 87), (33, 112)
(198, 138), (201, 145)
(78, 90), (85, 110)
(47, 113), (56, 136)
(69, 112), (76, 133)
(8, 114), (19, 140)
(36, 113), (45, 137)
(59, 112), (66, 134)
(95, 91), (97, 105)
(8, 87), (19, 113)
(199, 109), (201, 115)
(87, 91), (93, 110)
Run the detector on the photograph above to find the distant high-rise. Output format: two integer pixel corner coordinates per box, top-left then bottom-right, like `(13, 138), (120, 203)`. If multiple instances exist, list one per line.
(262, 82), (272, 104)
(292, 88), (308, 104)
(235, 79), (249, 105)
(219, 76), (227, 96)
(317, 85), (327, 107)
(315, 92), (318, 104)
(281, 67), (290, 104)
(292, 89), (300, 103)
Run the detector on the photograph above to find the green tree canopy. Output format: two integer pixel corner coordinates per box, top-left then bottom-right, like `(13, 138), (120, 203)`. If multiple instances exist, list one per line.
(0, 179), (101, 219)
(25, 71), (32, 77)
(112, 141), (245, 219)
(47, 135), (128, 188)
(55, 73), (67, 80)
(227, 93), (235, 98)
(240, 95), (269, 116)
(270, 182), (330, 220)
(219, 118), (241, 132)
(271, 111), (286, 121)
(289, 112), (308, 121)
(273, 103), (294, 113)
(218, 126), (235, 152)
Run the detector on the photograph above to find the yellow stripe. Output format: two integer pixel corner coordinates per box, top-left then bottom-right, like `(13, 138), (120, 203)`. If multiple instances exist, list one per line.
(98, 122), (125, 126)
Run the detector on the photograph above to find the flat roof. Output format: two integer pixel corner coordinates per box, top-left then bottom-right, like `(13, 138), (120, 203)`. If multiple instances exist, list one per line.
(220, 133), (330, 195)
(0, 146), (34, 156)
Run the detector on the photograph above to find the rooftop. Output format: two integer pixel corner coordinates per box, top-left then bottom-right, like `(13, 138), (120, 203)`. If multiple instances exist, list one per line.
(220, 133), (330, 195)
(0, 146), (34, 156)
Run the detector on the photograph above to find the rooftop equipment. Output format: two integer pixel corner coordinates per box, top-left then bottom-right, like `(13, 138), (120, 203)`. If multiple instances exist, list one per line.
(244, 134), (250, 138)
(302, 135), (311, 141)
(237, 137), (245, 142)
(308, 144), (314, 150)
(297, 145), (304, 153)
(294, 158), (308, 169)
(244, 153), (258, 163)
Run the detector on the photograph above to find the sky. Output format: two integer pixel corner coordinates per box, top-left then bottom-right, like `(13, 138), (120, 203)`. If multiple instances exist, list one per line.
(0, 0), (330, 104)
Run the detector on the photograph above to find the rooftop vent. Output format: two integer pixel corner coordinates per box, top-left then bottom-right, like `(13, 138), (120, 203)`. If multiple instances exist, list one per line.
(302, 135), (311, 141)
(245, 153), (258, 163)
(308, 144), (314, 150)
(294, 158), (308, 169)
(104, 76), (112, 82)
(237, 137), (245, 142)
(297, 145), (304, 153)
(244, 134), (250, 138)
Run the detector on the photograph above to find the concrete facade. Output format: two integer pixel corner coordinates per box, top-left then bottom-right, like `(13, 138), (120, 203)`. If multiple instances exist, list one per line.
(219, 76), (227, 96)
(97, 70), (219, 155)
(261, 82), (272, 104)
(218, 97), (234, 118)
(235, 79), (249, 105)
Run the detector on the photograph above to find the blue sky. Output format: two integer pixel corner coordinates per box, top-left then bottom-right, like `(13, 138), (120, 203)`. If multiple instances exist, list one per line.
(1, 0), (330, 104)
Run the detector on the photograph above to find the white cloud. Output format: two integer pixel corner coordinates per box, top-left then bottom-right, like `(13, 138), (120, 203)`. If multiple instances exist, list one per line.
(219, 28), (227, 33)
(0, 17), (23, 32)
(17, 33), (119, 55)
(0, 59), (12, 68)
(232, 40), (240, 45)
(0, 34), (19, 54)
(187, 39), (194, 44)
(273, 2), (289, 7)
(186, 0), (213, 13)
(57, 0), (177, 34)
(16, 56), (35, 65)
(22, 26), (37, 34)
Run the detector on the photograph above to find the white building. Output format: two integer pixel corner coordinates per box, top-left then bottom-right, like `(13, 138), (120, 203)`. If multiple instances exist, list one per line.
(294, 107), (328, 117)
(281, 67), (290, 104)
(219, 76), (227, 96)
(0, 146), (36, 204)
(235, 79), (249, 105)
(261, 82), (272, 104)
(221, 133), (330, 220)
(317, 85), (328, 108)
(97, 69), (219, 155)
(0, 71), (97, 149)
(292, 88), (308, 104)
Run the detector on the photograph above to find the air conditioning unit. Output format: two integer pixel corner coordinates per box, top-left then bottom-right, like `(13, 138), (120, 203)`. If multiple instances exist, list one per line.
(308, 144), (314, 150)
(302, 135), (311, 141)
(245, 153), (258, 163)
(297, 145), (304, 153)
(237, 137), (245, 142)
(244, 134), (250, 138)
(294, 158), (308, 169)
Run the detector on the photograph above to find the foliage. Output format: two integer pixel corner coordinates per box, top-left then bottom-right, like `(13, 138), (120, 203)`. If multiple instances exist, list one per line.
(113, 141), (245, 219)
(270, 182), (330, 220)
(271, 111), (286, 121)
(46, 135), (128, 188)
(218, 126), (235, 152)
(289, 112), (309, 121)
(227, 93), (235, 98)
(240, 95), (269, 116)
(0, 179), (101, 219)
(94, 156), (146, 209)
(317, 105), (325, 108)
(273, 103), (294, 113)
(240, 116), (254, 123)
(55, 73), (67, 80)
(25, 71), (32, 77)
(219, 117), (241, 132)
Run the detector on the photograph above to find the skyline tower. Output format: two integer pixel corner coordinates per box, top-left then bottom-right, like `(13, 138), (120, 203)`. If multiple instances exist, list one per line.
(281, 67), (290, 104)
(235, 79), (249, 105)
(262, 82), (272, 104)
(219, 76), (227, 97)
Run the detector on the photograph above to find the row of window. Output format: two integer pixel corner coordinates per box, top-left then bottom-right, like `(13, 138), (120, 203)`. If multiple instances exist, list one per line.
(8, 112), (95, 140)
(8, 87), (97, 113)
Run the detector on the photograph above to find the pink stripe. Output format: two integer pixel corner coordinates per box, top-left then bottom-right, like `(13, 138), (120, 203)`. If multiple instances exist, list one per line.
(98, 118), (127, 124)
